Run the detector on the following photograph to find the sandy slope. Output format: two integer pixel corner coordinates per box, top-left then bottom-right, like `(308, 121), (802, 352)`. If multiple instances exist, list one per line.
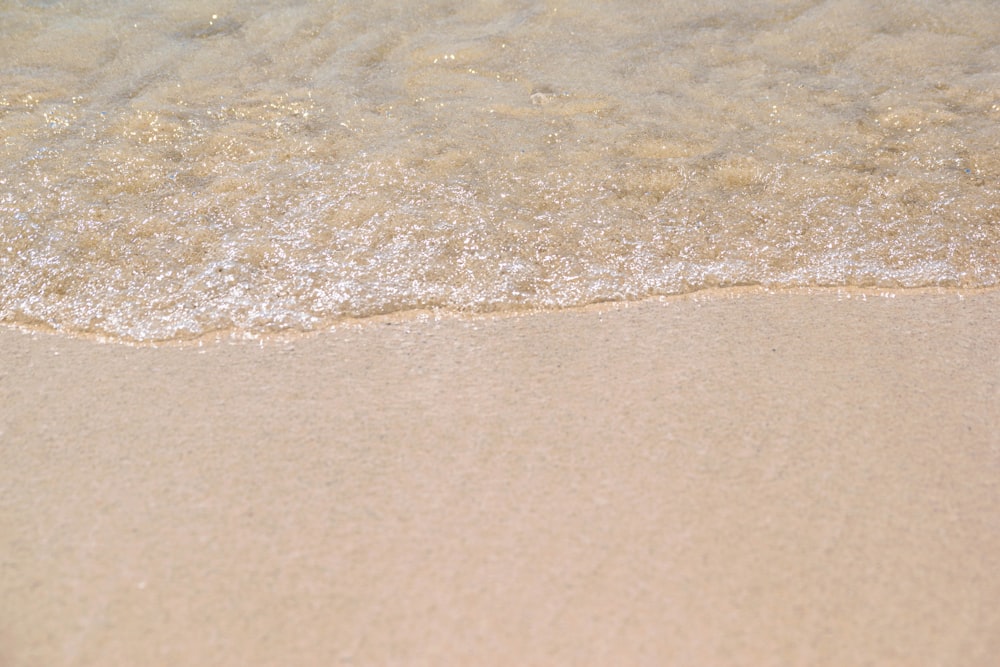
(2, 289), (999, 666)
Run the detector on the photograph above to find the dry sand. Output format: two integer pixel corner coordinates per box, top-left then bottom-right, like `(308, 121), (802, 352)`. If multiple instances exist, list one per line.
(2, 289), (999, 666)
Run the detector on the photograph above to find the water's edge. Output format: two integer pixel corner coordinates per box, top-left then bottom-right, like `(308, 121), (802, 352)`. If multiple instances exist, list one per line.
(3, 284), (996, 348)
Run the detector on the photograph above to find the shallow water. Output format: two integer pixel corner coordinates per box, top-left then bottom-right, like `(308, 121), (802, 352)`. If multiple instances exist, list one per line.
(1, 0), (998, 341)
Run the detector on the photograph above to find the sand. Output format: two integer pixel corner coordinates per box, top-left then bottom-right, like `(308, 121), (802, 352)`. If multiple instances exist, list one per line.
(2, 288), (999, 666)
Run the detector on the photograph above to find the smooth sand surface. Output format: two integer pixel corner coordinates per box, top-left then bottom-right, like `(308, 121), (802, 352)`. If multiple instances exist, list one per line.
(2, 289), (999, 666)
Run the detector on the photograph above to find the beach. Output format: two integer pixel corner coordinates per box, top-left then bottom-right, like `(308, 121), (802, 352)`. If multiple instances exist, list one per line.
(3, 288), (999, 665)
(2, 0), (999, 662)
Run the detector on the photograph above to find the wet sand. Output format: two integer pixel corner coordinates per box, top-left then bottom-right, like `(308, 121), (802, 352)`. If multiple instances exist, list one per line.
(2, 289), (999, 666)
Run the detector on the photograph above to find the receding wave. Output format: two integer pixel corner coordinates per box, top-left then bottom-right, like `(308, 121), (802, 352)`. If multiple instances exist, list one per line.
(1, 0), (998, 341)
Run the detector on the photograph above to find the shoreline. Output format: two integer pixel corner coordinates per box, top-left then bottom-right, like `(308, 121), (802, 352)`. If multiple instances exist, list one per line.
(2, 289), (999, 665)
(4, 283), (999, 348)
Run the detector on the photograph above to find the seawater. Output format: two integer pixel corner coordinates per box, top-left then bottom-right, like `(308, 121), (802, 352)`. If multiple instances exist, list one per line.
(1, 0), (997, 341)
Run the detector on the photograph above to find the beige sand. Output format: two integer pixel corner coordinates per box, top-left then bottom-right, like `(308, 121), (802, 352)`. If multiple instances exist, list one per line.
(2, 289), (999, 666)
